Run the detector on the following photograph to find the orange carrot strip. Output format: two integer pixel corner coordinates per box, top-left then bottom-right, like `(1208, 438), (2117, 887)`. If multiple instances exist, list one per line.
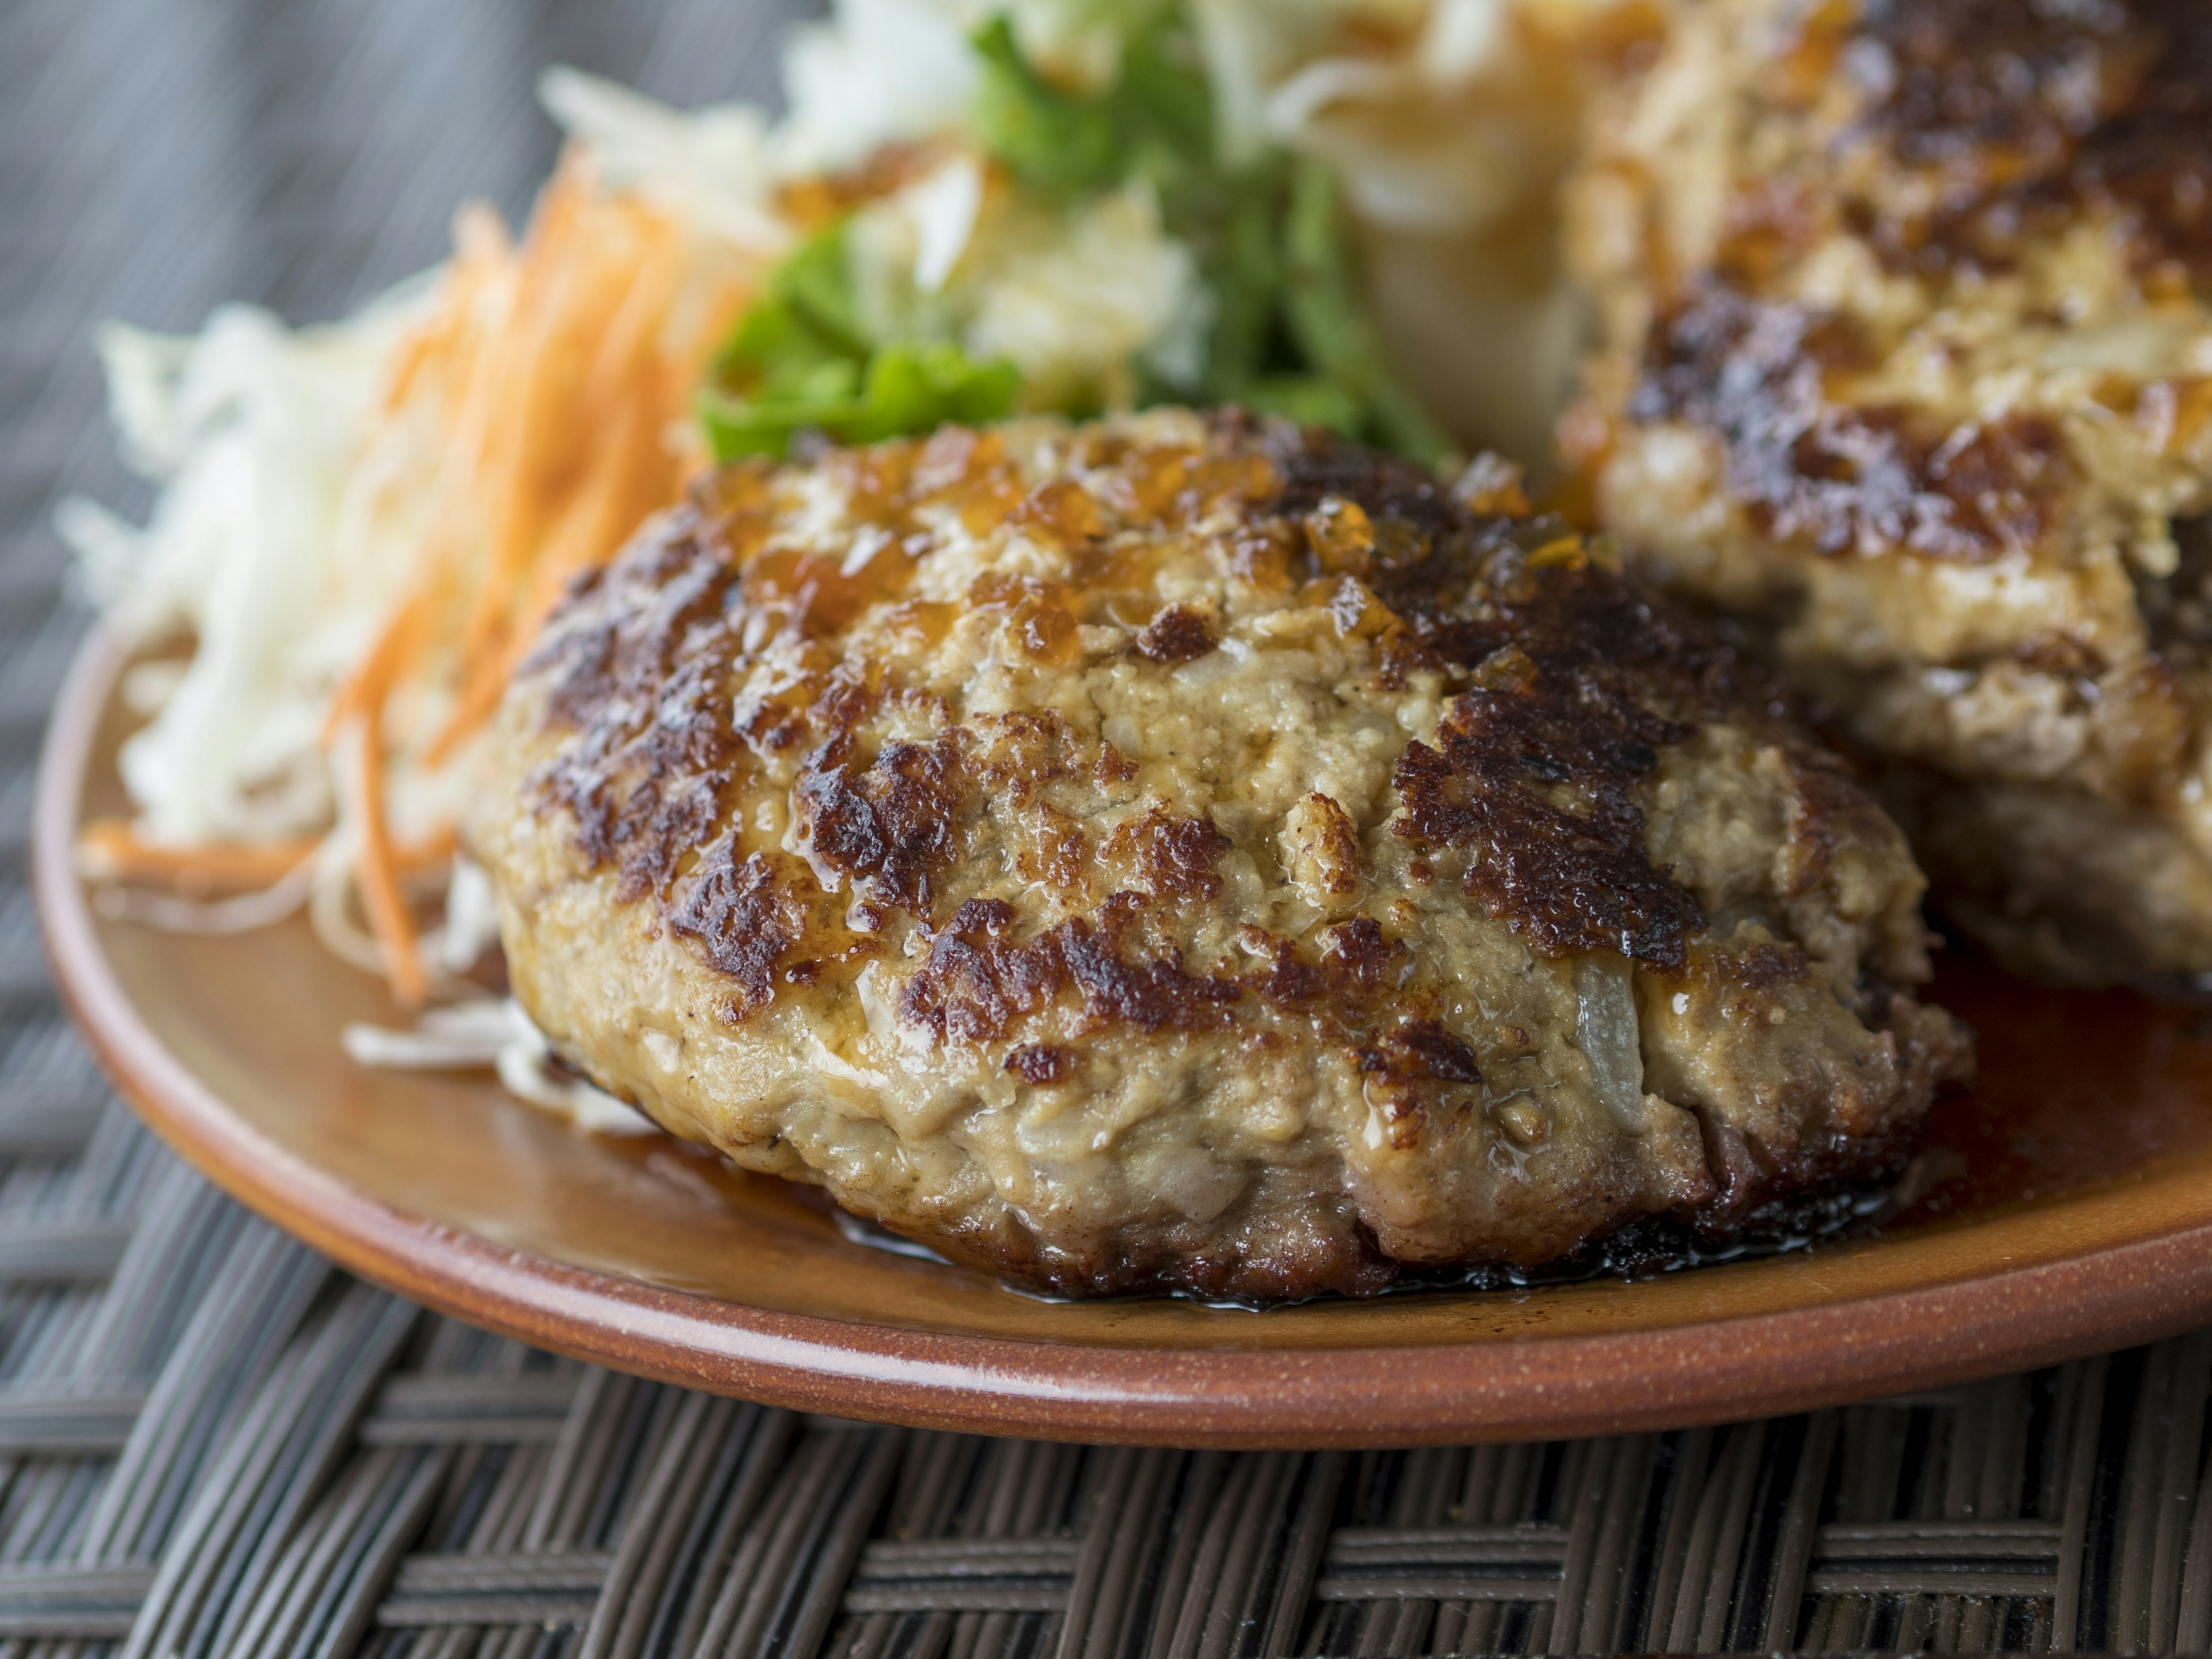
(381, 205), (509, 418)
(350, 724), (429, 1009)
(388, 828), (460, 876)
(324, 581), (434, 743)
(421, 609), (547, 766)
(421, 388), (653, 765)
(75, 819), (320, 895)
(449, 168), (596, 666)
(422, 621), (524, 764)
(329, 161), (765, 856)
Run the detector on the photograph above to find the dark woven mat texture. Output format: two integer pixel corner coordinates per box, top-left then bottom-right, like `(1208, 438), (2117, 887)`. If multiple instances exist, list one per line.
(3, 2), (2207, 1654)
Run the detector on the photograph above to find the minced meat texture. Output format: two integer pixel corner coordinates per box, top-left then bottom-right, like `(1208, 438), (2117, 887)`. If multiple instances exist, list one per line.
(470, 408), (1968, 1301)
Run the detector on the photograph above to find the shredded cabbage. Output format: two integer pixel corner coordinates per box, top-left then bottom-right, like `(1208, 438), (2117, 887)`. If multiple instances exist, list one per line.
(59, 297), (429, 848)
(343, 997), (658, 1136)
(774, 0), (987, 176)
(965, 180), (1208, 402)
(539, 67), (789, 254)
(58, 77), (785, 858)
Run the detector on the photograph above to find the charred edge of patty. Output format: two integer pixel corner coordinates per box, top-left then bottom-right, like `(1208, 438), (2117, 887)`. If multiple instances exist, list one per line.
(853, 987), (1961, 1305)
(535, 984), (1960, 1306)
(840, 1105), (1931, 1305)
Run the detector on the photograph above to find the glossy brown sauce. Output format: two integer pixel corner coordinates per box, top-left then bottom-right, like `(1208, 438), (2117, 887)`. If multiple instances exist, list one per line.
(1896, 945), (2212, 1223)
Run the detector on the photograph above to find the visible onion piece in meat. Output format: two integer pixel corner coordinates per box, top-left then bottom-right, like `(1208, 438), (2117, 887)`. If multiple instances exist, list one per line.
(1572, 953), (1647, 1132)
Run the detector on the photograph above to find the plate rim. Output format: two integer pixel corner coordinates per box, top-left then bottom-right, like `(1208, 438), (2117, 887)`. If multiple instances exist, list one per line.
(36, 623), (2212, 1448)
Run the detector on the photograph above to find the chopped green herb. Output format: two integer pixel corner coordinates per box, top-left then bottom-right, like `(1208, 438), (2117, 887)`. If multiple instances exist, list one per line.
(969, 8), (1207, 198)
(1115, 24), (1213, 164)
(702, 225), (1018, 461)
(703, 339), (1019, 461)
(963, 9), (1444, 460)
(715, 224), (870, 390)
(1239, 374), (1365, 435)
(1279, 161), (1451, 464)
(703, 341), (1016, 459)
(1166, 167), (1286, 403)
(971, 17), (1123, 195)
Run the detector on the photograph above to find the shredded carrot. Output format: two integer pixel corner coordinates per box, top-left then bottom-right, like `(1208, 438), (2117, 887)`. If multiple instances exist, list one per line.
(75, 819), (319, 895)
(392, 827), (460, 873)
(306, 145), (763, 1000)
(324, 581), (433, 743)
(350, 725), (429, 1009)
(423, 399), (650, 763)
(381, 206), (512, 419)
(423, 579), (573, 767)
(76, 819), (454, 901)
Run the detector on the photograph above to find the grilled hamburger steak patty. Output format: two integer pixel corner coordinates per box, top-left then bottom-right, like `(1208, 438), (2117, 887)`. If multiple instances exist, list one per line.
(1563, 0), (2212, 980)
(466, 410), (1969, 1301)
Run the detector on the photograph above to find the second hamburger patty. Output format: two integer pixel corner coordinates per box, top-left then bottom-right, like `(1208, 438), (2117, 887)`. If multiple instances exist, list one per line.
(1565, 0), (2212, 981)
(468, 409), (1968, 1301)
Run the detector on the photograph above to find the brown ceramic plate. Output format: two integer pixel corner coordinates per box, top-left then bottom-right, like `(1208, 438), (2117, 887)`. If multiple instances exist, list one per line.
(37, 627), (2212, 1448)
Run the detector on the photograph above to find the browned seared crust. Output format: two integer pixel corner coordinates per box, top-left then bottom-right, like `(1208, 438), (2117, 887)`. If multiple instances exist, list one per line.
(1565, 0), (2212, 981)
(1845, 0), (2212, 281)
(468, 410), (1968, 1301)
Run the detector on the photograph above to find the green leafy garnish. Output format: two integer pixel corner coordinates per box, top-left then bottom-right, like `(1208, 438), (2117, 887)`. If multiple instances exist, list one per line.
(969, 7), (1207, 198)
(970, 16), (1124, 195)
(699, 6), (1452, 468)
(703, 340), (1020, 461)
(701, 225), (1019, 460)
(1238, 374), (1366, 435)
(1278, 162), (1450, 464)
(961, 9), (1445, 461)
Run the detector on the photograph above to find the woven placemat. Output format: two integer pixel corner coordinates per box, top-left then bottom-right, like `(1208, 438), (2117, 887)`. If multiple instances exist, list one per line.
(3, 2), (2206, 1653)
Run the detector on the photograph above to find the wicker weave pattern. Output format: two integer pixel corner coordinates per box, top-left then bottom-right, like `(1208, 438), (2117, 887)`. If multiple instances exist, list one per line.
(0, 1178), (2190, 1658)
(5, 2), (2210, 1653)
